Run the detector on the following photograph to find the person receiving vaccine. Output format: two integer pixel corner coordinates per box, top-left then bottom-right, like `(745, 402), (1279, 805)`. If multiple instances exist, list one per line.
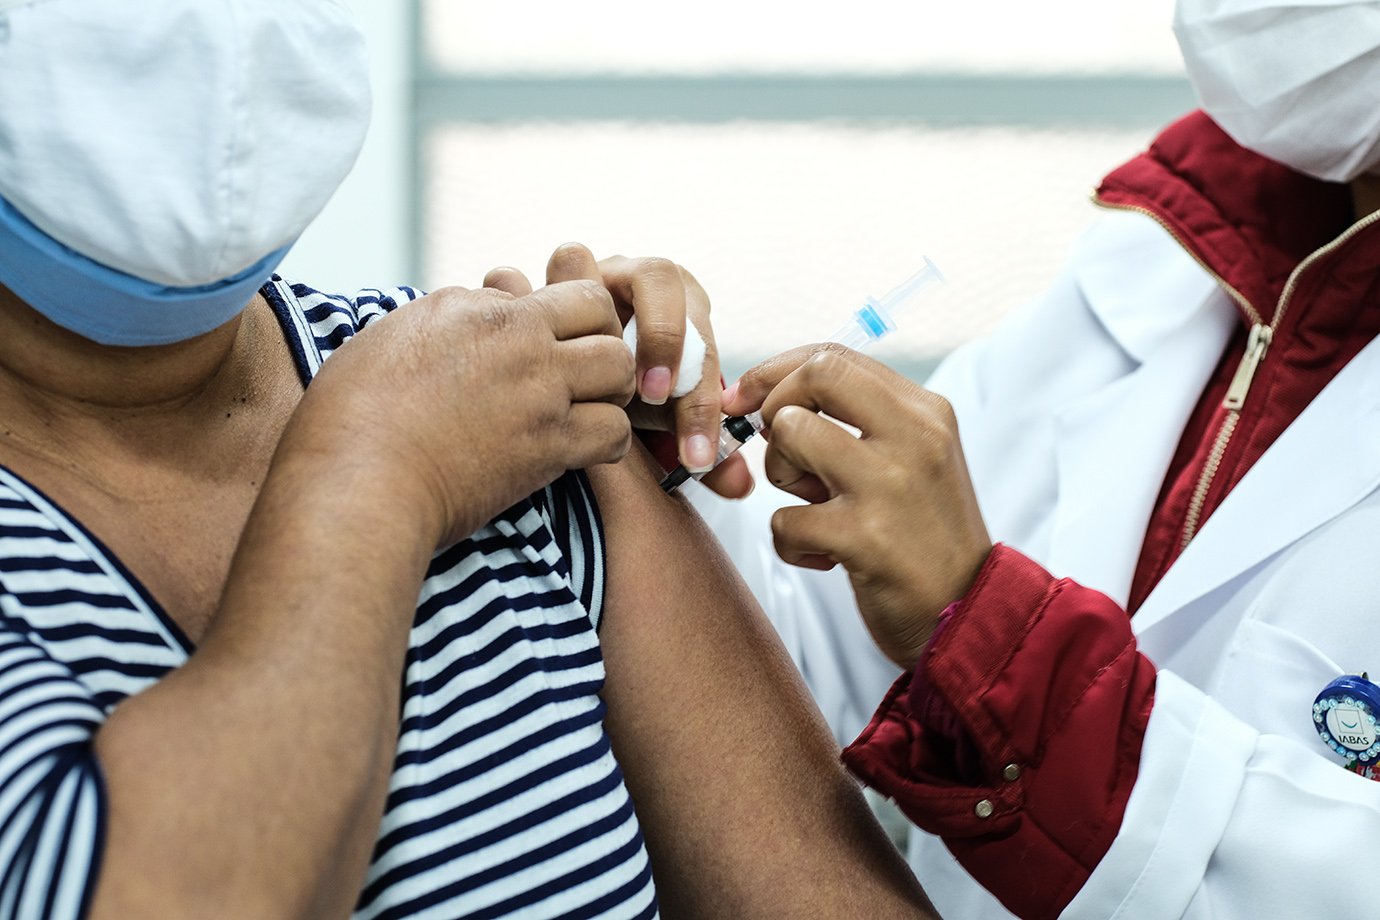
(0, 2), (935, 918)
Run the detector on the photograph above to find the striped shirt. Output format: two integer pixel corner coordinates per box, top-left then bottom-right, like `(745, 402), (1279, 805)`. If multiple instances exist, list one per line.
(0, 279), (657, 919)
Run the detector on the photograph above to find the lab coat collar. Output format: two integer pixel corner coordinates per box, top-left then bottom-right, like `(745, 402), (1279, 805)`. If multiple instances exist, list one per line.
(1071, 209), (1229, 364)
(1056, 114), (1380, 612)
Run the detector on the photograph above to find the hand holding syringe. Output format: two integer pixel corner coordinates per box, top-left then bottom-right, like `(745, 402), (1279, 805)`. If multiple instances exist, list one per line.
(660, 257), (945, 492)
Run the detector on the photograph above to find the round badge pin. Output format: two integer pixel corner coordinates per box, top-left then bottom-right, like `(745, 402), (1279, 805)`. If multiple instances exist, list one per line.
(1313, 674), (1380, 763)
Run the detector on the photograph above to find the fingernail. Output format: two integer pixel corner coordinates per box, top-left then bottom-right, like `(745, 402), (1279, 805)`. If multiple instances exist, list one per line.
(720, 381), (739, 408)
(684, 434), (715, 472)
(641, 366), (672, 405)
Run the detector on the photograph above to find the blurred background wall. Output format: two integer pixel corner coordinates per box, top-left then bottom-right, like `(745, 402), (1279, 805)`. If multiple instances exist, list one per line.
(280, 0), (1191, 380)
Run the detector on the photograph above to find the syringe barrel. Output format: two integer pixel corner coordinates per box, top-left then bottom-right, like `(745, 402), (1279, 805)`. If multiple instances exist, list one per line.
(686, 412), (763, 482)
(826, 298), (895, 351)
(823, 258), (944, 354)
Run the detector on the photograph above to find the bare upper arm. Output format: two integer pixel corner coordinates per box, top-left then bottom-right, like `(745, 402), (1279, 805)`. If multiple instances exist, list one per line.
(587, 445), (938, 919)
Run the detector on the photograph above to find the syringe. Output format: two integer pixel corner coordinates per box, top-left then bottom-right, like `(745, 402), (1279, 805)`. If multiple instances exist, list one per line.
(660, 257), (945, 493)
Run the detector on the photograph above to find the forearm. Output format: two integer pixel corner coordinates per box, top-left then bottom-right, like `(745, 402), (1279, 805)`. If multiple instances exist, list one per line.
(89, 427), (439, 919)
(589, 446), (937, 919)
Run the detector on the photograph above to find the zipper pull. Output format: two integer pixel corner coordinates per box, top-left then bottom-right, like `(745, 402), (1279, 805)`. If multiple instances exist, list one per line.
(1223, 323), (1273, 410)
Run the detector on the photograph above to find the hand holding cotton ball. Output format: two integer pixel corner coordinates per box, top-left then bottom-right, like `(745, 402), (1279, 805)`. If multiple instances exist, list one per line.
(622, 315), (707, 399)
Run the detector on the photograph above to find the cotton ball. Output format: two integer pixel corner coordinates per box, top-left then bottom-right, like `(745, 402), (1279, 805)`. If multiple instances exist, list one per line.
(622, 315), (707, 398)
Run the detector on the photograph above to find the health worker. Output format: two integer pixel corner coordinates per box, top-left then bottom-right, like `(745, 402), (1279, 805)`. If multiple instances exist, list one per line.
(703, 0), (1380, 916)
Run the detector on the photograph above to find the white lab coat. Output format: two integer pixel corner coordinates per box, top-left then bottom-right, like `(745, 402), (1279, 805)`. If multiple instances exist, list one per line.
(699, 209), (1380, 919)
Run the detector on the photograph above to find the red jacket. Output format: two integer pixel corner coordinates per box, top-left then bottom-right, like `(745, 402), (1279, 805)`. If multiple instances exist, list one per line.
(842, 111), (1378, 919)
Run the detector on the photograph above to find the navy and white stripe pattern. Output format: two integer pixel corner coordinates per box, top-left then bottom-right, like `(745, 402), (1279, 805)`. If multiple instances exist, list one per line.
(0, 279), (655, 919)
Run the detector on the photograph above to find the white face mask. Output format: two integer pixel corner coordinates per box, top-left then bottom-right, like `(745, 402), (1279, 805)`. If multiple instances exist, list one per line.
(1173, 0), (1380, 182)
(0, 0), (371, 345)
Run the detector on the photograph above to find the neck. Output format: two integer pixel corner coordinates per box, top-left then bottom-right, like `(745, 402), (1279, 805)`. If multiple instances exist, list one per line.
(0, 285), (270, 408)
(0, 285), (291, 474)
(1353, 173), (1380, 220)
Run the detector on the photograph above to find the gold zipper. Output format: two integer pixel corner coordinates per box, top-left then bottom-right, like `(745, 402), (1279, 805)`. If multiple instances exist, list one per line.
(1094, 196), (1380, 548)
(1180, 410), (1239, 551)
(1273, 207), (1380, 333)
(1223, 323), (1272, 411)
(1180, 323), (1272, 547)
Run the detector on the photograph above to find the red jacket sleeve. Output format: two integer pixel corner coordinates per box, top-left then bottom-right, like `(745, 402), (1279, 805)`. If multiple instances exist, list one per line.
(841, 544), (1157, 920)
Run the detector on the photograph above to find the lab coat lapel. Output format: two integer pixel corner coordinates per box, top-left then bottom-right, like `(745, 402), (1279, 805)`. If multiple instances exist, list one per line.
(1135, 332), (1380, 636)
(1046, 303), (1233, 605)
(1040, 214), (1238, 604)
